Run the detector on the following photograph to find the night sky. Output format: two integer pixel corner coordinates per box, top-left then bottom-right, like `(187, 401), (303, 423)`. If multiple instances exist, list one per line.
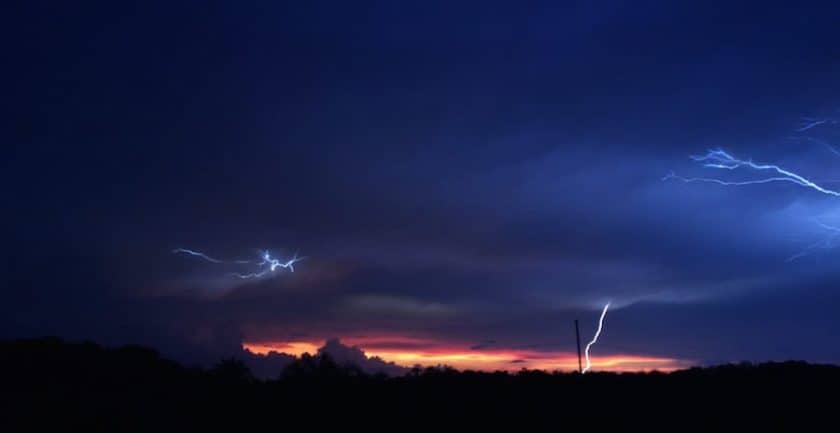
(5, 1), (840, 371)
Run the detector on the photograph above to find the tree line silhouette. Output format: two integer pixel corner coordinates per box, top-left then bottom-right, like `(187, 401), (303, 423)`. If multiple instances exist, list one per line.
(2, 337), (837, 431)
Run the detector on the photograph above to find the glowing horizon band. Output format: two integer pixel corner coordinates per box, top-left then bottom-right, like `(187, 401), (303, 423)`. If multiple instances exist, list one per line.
(582, 302), (610, 374)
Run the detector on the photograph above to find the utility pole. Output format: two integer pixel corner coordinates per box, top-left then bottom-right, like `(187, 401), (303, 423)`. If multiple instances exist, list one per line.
(574, 319), (583, 374)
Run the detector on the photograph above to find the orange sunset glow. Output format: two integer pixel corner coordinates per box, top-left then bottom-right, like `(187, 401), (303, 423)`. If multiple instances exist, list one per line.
(243, 336), (688, 372)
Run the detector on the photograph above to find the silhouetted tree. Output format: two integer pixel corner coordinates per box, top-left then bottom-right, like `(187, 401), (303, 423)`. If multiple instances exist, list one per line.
(210, 358), (252, 383)
(2, 337), (839, 431)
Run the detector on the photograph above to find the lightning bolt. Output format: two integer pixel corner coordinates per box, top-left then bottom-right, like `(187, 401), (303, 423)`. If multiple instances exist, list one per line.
(172, 248), (226, 263)
(796, 117), (839, 132)
(787, 136), (840, 160)
(786, 222), (840, 262)
(664, 149), (840, 197)
(582, 302), (610, 374)
(231, 251), (304, 279)
(665, 149), (840, 261)
(824, 143), (840, 158)
(173, 248), (302, 279)
(666, 115), (840, 261)
(797, 119), (828, 132)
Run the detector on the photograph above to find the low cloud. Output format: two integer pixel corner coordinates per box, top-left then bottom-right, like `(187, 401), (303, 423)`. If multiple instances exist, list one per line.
(242, 338), (408, 377)
(318, 338), (408, 376)
(240, 350), (296, 379)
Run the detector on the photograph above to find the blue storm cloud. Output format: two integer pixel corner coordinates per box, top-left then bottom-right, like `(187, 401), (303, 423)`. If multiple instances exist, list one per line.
(5, 0), (840, 367)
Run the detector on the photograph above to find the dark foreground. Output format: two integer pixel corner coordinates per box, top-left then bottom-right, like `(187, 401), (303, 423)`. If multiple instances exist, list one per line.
(1, 338), (837, 431)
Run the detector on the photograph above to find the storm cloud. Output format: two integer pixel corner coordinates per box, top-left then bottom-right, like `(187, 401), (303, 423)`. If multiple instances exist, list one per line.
(5, 0), (840, 369)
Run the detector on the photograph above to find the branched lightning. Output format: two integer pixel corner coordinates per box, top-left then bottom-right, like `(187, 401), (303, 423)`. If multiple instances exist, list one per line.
(582, 302), (610, 374)
(665, 148), (840, 261)
(231, 251), (304, 279)
(173, 248), (302, 279)
(664, 149), (840, 197)
(666, 115), (840, 262)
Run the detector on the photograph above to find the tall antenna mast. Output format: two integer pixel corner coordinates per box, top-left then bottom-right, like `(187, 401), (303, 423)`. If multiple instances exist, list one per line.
(575, 319), (582, 374)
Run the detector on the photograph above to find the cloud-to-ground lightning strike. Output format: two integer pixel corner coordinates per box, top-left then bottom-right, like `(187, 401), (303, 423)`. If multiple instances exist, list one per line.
(173, 248), (302, 279)
(664, 149), (840, 197)
(582, 302), (610, 374)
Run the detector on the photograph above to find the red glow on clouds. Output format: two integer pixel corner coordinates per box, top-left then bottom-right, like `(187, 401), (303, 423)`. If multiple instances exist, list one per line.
(243, 335), (688, 372)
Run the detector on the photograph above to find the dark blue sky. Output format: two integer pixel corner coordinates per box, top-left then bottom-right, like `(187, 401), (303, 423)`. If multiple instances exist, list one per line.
(5, 0), (840, 368)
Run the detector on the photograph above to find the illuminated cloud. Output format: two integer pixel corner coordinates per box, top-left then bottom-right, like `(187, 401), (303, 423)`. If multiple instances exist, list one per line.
(244, 341), (321, 356)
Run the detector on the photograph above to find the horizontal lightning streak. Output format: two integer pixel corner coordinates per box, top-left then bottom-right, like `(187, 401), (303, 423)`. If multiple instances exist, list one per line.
(231, 251), (303, 279)
(174, 248), (302, 279)
(664, 149), (840, 197)
(667, 135), (840, 261)
(797, 119), (827, 132)
(172, 248), (225, 263)
(787, 223), (840, 262)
